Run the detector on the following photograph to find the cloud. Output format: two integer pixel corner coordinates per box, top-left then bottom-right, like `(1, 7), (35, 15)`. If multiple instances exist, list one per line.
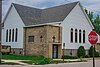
(2, 0), (100, 20)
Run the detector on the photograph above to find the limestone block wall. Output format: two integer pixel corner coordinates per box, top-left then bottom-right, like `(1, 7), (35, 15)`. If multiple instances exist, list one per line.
(23, 25), (62, 58)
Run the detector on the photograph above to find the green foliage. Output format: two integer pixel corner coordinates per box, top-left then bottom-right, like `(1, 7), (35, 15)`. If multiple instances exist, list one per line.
(95, 52), (100, 57)
(84, 55), (90, 58)
(94, 15), (100, 35)
(2, 54), (51, 65)
(62, 55), (78, 59)
(0, 62), (19, 65)
(89, 46), (100, 57)
(50, 60), (65, 64)
(2, 54), (38, 60)
(77, 46), (86, 58)
(85, 9), (100, 35)
(35, 58), (50, 65)
(89, 46), (94, 57)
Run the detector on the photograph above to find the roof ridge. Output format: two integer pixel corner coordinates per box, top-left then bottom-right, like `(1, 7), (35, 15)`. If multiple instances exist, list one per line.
(43, 1), (79, 10)
(12, 3), (41, 10)
(12, 1), (79, 10)
(11, 1), (79, 26)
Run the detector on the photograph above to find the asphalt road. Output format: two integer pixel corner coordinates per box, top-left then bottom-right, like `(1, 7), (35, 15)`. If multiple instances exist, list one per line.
(0, 60), (100, 67)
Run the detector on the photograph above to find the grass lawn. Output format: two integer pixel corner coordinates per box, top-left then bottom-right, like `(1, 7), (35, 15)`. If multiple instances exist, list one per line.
(2, 54), (87, 65)
(0, 62), (20, 65)
(2, 54), (51, 65)
(2, 54), (41, 60)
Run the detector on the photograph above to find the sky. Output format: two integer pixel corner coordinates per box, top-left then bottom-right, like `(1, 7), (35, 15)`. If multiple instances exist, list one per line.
(2, 0), (100, 20)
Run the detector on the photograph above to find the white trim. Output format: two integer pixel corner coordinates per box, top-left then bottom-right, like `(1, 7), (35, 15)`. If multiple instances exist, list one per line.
(78, 2), (94, 29)
(3, 4), (13, 23)
(24, 22), (62, 27)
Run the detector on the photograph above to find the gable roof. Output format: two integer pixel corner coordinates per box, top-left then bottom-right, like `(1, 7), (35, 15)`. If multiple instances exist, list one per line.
(12, 2), (78, 26)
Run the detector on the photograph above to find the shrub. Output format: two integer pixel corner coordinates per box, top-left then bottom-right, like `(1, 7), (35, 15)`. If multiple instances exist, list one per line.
(89, 46), (100, 57)
(84, 55), (90, 58)
(95, 52), (100, 57)
(89, 46), (94, 57)
(62, 55), (78, 59)
(77, 46), (86, 58)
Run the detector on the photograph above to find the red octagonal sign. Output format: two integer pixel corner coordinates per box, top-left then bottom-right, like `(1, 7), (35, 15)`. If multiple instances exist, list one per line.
(88, 31), (98, 45)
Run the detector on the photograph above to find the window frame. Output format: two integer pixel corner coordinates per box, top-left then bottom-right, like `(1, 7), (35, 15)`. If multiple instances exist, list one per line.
(28, 36), (34, 43)
(6, 29), (8, 42)
(15, 28), (18, 42)
(9, 29), (11, 42)
(12, 29), (14, 42)
(83, 30), (85, 43)
(70, 28), (73, 43)
(79, 29), (81, 43)
(75, 29), (77, 43)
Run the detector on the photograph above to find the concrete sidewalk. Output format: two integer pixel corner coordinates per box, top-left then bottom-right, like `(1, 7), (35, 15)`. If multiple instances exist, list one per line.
(2, 59), (29, 65)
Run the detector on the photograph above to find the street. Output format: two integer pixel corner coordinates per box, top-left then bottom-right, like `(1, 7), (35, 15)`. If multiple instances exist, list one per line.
(0, 60), (100, 67)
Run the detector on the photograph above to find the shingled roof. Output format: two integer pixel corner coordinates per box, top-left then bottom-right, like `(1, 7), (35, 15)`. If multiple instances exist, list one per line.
(13, 1), (78, 26)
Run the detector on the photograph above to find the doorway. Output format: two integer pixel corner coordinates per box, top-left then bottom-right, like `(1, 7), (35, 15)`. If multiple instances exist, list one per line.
(52, 45), (58, 59)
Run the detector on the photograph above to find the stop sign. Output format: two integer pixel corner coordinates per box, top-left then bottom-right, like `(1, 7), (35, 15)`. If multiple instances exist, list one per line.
(88, 31), (98, 45)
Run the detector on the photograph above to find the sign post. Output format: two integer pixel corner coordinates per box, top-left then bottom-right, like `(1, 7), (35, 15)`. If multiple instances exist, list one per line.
(63, 43), (65, 62)
(88, 31), (98, 67)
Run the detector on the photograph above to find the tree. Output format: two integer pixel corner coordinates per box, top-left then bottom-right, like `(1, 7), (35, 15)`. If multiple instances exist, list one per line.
(85, 9), (100, 35)
(77, 46), (86, 58)
(94, 15), (100, 35)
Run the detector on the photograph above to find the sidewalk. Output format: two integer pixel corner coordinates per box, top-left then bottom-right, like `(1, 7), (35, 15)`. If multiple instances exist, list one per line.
(2, 59), (29, 65)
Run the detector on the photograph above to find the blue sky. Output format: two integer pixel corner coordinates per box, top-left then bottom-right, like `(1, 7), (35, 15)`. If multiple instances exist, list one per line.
(2, 0), (100, 19)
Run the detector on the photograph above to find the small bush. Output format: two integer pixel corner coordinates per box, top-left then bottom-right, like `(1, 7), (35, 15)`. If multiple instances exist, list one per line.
(95, 52), (100, 57)
(77, 46), (86, 58)
(62, 55), (78, 59)
(84, 55), (90, 58)
(89, 46), (100, 57)
(89, 46), (94, 57)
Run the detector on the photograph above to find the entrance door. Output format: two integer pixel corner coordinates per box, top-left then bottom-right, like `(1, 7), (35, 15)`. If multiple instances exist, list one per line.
(53, 45), (58, 59)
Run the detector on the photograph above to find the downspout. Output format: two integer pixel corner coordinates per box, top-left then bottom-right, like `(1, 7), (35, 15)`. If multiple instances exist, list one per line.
(58, 23), (61, 43)
(23, 27), (26, 56)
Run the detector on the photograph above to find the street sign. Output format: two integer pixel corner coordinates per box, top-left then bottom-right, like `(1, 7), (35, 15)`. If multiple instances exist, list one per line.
(88, 31), (98, 67)
(88, 31), (98, 45)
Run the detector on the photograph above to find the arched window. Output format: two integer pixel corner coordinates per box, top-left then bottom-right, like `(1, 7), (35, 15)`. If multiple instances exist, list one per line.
(15, 28), (18, 42)
(9, 29), (11, 42)
(75, 29), (77, 43)
(12, 29), (14, 42)
(70, 28), (73, 43)
(83, 30), (85, 43)
(40, 36), (43, 42)
(6, 29), (8, 42)
(53, 36), (55, 42)
(79, 30), (81, 43)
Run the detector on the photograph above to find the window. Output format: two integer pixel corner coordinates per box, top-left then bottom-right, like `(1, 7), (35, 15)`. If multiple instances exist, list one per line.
(52, 36), (55, 42)
(40, 36), (43, 42)
(28, 36), (34, 42)
(6, 29), (8, 42)
(83, 30), (85, 43)
(75, 29), (77, 43)
(79, 30), (81, 43)
(70, 28), (73, 43)
(12, 29), (14, 42)
(15, 28), (18, 42)
(9, 29), (11, 42)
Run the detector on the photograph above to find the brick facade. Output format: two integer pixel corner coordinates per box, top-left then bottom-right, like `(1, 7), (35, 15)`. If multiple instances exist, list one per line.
(63, 49), (89, 56)
(23, 25), (62, 59)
